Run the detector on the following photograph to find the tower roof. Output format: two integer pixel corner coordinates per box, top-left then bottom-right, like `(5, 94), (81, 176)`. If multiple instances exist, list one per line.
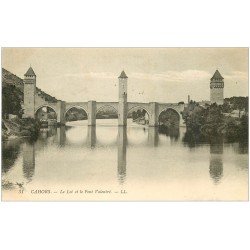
(211, 70), (223, 80)
(24, 67), (36, 76)
(118, 70), (128, 79)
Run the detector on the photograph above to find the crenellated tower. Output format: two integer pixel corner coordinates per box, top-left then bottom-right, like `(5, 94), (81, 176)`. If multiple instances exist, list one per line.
(210, 69), (224, 105)
(118, 70), (128, 126)
(23, 67), (36, 118)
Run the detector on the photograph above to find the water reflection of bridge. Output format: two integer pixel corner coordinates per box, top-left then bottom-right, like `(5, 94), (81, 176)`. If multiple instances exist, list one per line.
(21, 126), (225, 185)
(22, 126), (160, 183)
(55, 126), (160, 148)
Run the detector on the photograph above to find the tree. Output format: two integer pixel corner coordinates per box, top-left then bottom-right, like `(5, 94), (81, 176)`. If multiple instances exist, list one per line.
(141, 109), (146, 117)
(238, 115), (248, 142)
(132, 111), (137, 120)
(221, 101), (231, 113)
(200, 103), (224, 137)
(2, 85), (22, 117)
(224, 96), (248, 116)
(159, 109), (180, 127)
(137, 109), (142, 118)
(183, 99), (248, 143)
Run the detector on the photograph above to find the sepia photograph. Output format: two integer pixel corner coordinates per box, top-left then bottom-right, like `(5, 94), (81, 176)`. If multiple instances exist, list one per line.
(1, 48), (248, 201)
(1, 1), (250, 250)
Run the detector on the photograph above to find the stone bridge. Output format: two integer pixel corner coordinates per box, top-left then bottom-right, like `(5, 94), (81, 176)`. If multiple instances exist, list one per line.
(63, 101), (184, 126)
(23, 67), (185, 126)
(31, 100), (184, 126)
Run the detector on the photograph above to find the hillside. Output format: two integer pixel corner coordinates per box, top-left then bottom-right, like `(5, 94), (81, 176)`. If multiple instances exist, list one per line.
(2, 68), (58, 103)
(2, 68), (23, 101)
(2, 68), (24, 91)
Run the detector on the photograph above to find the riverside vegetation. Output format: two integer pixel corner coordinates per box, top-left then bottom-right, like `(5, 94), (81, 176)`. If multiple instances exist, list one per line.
(182, 98), (248, 145)
(2, 83), (40, 141)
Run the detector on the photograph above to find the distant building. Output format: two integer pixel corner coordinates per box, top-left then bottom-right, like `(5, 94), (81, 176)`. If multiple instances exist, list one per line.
(198, 100), (211, 107)
(224, 110), (246, 118)
(210, 70), (224, 105)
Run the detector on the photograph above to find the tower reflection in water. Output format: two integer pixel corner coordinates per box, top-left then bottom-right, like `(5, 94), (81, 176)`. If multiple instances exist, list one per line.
(117, 127), (127, 184)
(117, 126), (159, 184)
(87, 125), (96, 148)
(209, 142), (224, 184)
(22, 126), (59, 182)
(148, 126), (159, 146)
(57, 126), (66, 146)
(22, 142), (35, 182)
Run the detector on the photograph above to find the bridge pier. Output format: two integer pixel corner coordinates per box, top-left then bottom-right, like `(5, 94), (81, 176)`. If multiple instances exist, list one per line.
(88, 101), (96, 126)
(149, 102), (159, 127)
(57, 100), (66, 125)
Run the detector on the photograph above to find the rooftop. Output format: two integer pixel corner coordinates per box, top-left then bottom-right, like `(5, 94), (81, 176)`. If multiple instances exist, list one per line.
(24, 67), (36, 77)
(211, 69), (223, 80)
(118, 70), (128, 79)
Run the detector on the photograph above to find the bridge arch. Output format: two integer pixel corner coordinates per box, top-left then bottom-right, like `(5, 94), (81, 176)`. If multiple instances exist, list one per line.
(64, 106), (88, 123)
(127, 106), (151, 125)
(35, 105), (58, 121)
(64, 105), (89, 120)
(158, 108), (181, 127)
(35, 104), (57, 115)
(127, 105), (151, 117)
(96, 105), (118, 119)
(65, 106), (88, 117)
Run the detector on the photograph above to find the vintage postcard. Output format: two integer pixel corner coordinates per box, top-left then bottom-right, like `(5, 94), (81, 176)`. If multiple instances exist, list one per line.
(1, 48), (248, 201)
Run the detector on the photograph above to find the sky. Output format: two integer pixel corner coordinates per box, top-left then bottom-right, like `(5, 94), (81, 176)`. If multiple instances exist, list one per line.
(2, 48), (248, 103)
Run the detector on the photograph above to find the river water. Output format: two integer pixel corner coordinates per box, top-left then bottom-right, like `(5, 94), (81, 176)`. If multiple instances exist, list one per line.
(2, 119), (248, 201)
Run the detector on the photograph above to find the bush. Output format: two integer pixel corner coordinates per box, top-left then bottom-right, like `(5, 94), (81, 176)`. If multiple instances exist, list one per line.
(20, 130), (31, 136)
(9, 117), (40, 139)
(183, 101), (248, 143)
